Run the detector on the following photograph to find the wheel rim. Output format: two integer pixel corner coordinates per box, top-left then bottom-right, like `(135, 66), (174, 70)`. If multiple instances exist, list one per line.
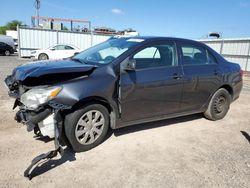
(214, 95), (227, 114)
(5, 50), (10, 56)
(40, 54), (47, 60)
(75, 110), (105, 145)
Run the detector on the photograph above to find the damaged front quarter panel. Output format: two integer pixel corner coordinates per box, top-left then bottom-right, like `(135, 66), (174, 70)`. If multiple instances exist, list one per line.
(4, 37), (142, 179)
(4, 58), (119, 179)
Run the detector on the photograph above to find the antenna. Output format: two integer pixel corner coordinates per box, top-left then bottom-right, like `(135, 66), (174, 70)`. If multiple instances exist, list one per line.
(34, 0), (41, 26)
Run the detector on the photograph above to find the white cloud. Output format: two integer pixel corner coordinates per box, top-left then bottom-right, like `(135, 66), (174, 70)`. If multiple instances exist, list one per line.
(111, 8), (125, 15)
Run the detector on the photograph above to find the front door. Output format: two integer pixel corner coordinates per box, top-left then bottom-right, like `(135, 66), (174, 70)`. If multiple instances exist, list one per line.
(120, 41), (183, 122)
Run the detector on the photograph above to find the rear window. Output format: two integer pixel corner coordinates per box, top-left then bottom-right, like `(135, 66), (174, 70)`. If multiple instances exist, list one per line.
(181, 44), (216, 65)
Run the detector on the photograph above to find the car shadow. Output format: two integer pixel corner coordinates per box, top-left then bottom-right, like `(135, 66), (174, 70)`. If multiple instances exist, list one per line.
(34, 135), (54, 143)
(240, 131), (250, 143)
(27, 147), (76, 180)
(28, 113), (202, 179)
(112, 113), (203, 137)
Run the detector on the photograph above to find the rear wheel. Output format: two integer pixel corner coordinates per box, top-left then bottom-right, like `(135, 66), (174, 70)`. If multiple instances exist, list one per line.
(38, 53), (49, 60)
(64, 103), (110, 152)
(5, 50), (10, 56)
(204, 88), (231, 121)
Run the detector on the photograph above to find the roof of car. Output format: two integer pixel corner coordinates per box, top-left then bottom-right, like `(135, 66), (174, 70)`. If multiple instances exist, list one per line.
(111, 35), (199, 43)
(48, 44), (79, 49)
(133, 36), (197, 42)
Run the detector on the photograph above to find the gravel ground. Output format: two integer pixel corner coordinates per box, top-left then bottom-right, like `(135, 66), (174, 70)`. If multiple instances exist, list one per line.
(0, 55), (250, 188)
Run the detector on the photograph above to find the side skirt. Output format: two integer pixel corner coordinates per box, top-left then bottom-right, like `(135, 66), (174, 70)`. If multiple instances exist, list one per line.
(114, 109), (204, 129)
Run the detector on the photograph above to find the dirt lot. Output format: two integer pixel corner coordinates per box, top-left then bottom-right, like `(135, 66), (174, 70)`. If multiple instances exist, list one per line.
(0, 55), (249, 188)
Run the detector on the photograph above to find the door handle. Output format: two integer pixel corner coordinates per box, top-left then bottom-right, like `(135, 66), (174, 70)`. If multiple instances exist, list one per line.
(173, 73), (182, 80)
(214, 70), (219, 75)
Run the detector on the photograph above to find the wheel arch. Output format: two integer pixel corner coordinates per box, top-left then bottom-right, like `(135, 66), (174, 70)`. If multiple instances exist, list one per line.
(68, 96), (118, 129)
(203, 84), (234, 111)
(72, 96), (112, 112)
(38, 53), (49, 59)
(219, 84), (234, 100)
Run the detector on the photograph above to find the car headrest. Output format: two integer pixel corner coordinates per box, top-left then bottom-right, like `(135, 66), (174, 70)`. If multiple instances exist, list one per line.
(194, 52), (206, 61)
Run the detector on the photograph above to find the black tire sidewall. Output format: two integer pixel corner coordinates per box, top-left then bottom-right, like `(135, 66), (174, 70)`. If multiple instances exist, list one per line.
(64, 103), (110, 152)
(38, 53), (48, 60)
(208, 89), (231, 120)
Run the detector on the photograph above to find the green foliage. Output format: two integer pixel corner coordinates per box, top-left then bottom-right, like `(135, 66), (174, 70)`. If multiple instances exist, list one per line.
(63, 26), (69, 31)
(0, 20), (23, 35)
(0, 26), (7, 35)
(5, 20), (23, 30)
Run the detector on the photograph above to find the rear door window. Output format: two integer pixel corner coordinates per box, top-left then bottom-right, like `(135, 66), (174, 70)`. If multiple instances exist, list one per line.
(180, 44), (214, 65)
(65, 45), (74, 50)
(54, 45), (66, 50)
(207, 51), (217, 64)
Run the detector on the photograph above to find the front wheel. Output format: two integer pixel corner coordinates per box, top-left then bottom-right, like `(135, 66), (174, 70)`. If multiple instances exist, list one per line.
(5, 50), (10, 56)
(38, 53), (49, 60)
(204, 88), (231, 121)
(64, 103), (110, 152)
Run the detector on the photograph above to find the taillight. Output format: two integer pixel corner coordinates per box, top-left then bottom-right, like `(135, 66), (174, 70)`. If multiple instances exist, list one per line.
(240, 69), (244, 77)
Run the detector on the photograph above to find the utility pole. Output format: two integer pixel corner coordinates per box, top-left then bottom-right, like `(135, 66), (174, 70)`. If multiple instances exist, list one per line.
(34, 0), (41, 27)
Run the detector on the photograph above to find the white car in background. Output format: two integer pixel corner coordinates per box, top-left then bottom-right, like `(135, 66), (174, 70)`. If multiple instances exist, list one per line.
(31, 44), (81, 60)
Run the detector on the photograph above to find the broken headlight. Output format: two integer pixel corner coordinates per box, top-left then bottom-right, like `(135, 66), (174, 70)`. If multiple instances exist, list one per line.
(20, 86), (62, 109)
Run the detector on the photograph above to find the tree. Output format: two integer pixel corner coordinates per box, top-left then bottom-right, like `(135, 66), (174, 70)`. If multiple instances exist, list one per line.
(0, 20), (23, 35)
(5, 20), (23, 30)
(0, 26), (7, 35)
(63, 26), (68, 31)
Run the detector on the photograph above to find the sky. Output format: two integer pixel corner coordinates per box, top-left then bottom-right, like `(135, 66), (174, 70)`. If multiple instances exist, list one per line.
(0, 0), (250, 39)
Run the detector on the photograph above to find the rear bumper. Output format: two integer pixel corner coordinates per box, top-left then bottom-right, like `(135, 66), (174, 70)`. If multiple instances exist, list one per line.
(232, 79), (243, 101)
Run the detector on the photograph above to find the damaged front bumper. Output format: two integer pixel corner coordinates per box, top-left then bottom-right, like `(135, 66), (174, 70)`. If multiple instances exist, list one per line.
(4, 58), (98, 179)
(13, 103), (66, 179)
(17, 107), (65, 179)
(15, 107), (54, 137)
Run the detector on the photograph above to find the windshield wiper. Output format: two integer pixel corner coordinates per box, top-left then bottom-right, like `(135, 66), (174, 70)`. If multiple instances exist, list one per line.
(71, 58), (86, 64)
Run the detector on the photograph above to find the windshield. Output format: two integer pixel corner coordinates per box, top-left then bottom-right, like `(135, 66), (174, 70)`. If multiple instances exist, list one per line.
(73, 38), (142, 65)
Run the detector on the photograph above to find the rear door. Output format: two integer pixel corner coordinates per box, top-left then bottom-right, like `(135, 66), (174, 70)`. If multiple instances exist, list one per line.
(64, 45), (78, 57)
(178, 41), (222, 112)
(50, 45), (72, 59)
(120, 40), (183, 122)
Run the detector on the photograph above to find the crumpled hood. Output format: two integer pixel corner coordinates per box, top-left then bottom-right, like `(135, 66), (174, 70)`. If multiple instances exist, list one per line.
(12, 59), (97, 82)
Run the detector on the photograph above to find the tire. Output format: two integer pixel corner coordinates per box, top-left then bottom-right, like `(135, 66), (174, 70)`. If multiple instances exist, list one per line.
(64, 103), (110, 152)
(5, 50), (10, 56)
(38, 53), (49, 60)
(204, 88), (231, 121)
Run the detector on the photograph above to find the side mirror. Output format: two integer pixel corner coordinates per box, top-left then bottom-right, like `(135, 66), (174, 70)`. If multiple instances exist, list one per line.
(50, 48), (55, 51)
(124, 59), (136, 71)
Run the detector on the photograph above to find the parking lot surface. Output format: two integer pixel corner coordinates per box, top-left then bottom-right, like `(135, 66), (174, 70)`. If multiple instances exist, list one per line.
(0, 55), (249, 188)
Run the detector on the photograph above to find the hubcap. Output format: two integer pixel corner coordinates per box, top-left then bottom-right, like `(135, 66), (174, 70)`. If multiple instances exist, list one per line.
(214, 95), (226, 113)
(40, 55), (47, 60)
(75, 110), (105, 145)
(5, 51), (10, 56)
